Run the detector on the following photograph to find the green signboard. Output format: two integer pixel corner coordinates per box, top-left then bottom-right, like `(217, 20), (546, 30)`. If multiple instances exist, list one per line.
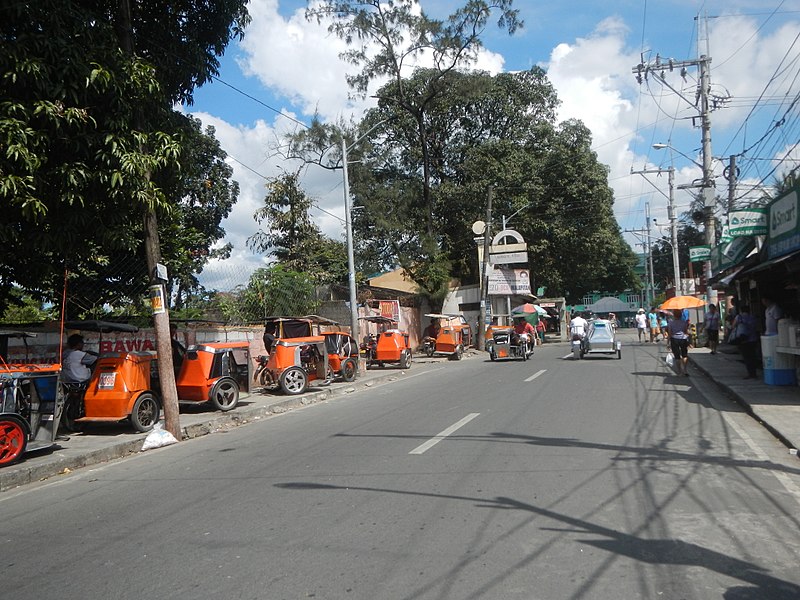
(729, 208), (767, 236)
(689, 245), (711, 262)
(768, 185), (799, 259)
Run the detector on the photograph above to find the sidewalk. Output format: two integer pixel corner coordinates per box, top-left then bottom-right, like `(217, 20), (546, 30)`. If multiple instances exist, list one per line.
(1, 357), (457, 492)
(688, 342), (800, 451)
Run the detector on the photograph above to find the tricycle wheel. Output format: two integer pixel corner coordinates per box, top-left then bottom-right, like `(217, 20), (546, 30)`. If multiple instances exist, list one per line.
(451, 345), (463, 361)
(60, 394), (83, 433)
(130, 393), (160, 432)
(399, 350), (411, 370)
(0, 415), (27, 466)
(489, 350), (496, 361)
(522, 343), (528, 361)
(617, 349), (622, 360)
(280, 367), (308, 395)
(341, 358), (357, 382)
(210, 377), (240, 411)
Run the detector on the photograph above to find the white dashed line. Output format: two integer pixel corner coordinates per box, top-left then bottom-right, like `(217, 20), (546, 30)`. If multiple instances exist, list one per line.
(409, 413), (480, 455)
(525, 369), (547, 382)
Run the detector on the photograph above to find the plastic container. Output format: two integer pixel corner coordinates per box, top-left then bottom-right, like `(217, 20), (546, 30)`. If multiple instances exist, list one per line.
(762, 335), (797, 386)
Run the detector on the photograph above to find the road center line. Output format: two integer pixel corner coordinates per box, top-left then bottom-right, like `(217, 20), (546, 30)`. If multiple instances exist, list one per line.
(524, 369), (547, 382)
(409, 413), (480, 455)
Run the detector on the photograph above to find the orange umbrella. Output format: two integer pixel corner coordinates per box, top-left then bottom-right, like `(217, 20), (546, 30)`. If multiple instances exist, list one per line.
(660, 296), (706, 310)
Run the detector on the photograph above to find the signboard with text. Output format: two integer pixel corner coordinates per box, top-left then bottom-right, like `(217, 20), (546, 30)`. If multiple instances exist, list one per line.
(488, 268), (531, 296)
(689, 245), (711, 262)
(729, 208), (767, 237)
(768, 186), (799, 259)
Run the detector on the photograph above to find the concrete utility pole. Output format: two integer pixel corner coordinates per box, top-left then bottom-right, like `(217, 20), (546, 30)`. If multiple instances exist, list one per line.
(632, 30), (719, 307)
(626, 227), (651, 307)
(477, 185), (493, 352)
(632, 167), (681, 295)
(646, 203), (656, 303)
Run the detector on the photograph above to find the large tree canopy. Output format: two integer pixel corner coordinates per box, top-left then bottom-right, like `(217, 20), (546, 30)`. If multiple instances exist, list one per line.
(0, 0), (248, 316)
(344, 68), (638, 303)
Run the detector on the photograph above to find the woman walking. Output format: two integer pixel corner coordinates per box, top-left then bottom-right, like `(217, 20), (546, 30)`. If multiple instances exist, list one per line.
(667, 309), (691, 376)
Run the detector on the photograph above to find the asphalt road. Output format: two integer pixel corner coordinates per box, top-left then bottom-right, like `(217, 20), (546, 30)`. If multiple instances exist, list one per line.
(3, 331), (800, 600)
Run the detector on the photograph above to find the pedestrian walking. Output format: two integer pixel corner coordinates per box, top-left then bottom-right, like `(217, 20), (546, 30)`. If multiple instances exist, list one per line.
(635, 308), (647, 343)
(658, 311), (669, 342)
(666, 309), (691, 376)
(732, 305), (760, 379)
(647, 307), (660, 342)
(702, 304), (721, 354)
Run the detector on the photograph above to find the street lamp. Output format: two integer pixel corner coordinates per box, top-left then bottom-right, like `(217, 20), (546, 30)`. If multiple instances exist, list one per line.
(341, 120), (387, 343)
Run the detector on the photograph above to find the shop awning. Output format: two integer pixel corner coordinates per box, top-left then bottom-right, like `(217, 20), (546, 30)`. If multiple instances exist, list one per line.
(739, 248), (800, 277)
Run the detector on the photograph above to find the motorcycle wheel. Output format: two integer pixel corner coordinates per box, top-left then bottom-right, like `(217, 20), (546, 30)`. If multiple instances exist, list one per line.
(425, 345), (434, 358)
(210, 377), (240, 411)
(341, 358), (357, 382)
(130, 393), (160, 432)
(0, 415), (27, 466)
(280, 367), (308, 395)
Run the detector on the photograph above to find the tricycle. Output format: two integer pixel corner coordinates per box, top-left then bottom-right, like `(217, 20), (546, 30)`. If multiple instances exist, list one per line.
(486, 326), (533, 361)
(423, 313), (473, 360)
(260, 316), (331, 395)
(572, 319), (621, 360)
(0, 330), (65, 466)
(359, 316), (412, 369)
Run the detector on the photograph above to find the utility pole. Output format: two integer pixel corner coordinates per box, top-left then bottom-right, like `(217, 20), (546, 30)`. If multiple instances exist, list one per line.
(625, 227), (651, 307)
(632, 167), (681, 295)
(477, 185), (493, 352)
(632, 20), (720, 307)
(646, 203), (655, 304)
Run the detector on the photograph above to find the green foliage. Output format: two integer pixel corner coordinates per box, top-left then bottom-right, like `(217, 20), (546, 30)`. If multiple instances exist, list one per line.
(248, 170), (348, 286)
(225, 266), (320, 324)
(0, 0), (247, 316)
(347, 68), (638, 303)
(1, 288), (57, 324)
(306, 0), (521, 300)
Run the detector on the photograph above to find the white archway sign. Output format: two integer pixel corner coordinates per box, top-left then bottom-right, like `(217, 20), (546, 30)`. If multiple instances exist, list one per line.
(492, 229), (525, 245)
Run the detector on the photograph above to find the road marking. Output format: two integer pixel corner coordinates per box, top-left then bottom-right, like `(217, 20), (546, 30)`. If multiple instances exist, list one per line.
(525, 369), (547, 382)
(561, 352), (574, 359)
(409, 413), (480, 455)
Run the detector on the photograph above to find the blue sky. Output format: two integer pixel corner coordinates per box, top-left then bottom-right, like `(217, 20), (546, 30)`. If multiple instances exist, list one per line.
(185, 1), (800, 288)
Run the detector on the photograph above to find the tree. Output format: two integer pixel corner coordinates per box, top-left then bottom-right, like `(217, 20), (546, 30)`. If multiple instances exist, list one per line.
(305, 0), (521, 299)
(0, 0), (248, 315)
(346, 69), (638, 303)
(230, 266), (320, 324)
(248, 170), (349, 286)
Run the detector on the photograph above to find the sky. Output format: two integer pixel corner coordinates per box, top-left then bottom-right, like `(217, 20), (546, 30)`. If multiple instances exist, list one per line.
(184, 0), (800, 290)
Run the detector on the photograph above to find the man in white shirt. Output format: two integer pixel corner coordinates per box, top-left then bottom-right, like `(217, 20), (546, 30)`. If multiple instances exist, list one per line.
(569, 313), (589, 340)
(62, 334), (98, 384)
(634, 309), (648, 343)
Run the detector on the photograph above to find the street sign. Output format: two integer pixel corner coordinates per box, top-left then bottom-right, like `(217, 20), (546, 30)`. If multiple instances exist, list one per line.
(689, 245), (711, 262)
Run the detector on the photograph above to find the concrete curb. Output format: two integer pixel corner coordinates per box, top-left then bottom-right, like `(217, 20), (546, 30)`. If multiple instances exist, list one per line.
(1, 369), (407, 492)
(689, 356), (797, 451)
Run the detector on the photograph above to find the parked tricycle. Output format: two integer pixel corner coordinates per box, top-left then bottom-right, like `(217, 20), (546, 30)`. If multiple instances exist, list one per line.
(359, 316), (412, 369)
(424, 313), (473, 360)
(486, 326), (533, 361)
(0, 331), (64, 466)
(260, 316), (330, 395)
(175, 341), (251, 410)
(322, 331), (359, 382)
(572, 319), (621, 360)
